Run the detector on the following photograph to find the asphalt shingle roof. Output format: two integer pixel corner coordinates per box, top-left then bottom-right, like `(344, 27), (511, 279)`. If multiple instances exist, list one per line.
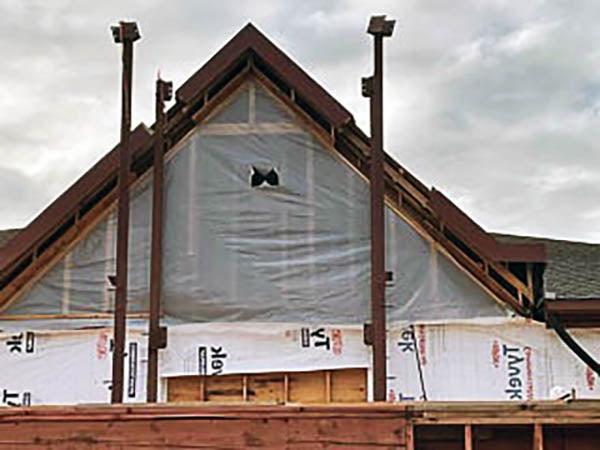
(493, 233), (600, 299)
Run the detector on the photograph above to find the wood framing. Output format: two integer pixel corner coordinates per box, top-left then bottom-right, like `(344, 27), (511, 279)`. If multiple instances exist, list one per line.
(545, 299), (600, 328)
(0, 22), (549, 322)
(251, 67), (528, 314)
(0, 189), (120, 314)
(533, 423), (544, 450)
(0, 401), (599, 449)
(464, 424), (473, 450)
(166, 368), (367, 404)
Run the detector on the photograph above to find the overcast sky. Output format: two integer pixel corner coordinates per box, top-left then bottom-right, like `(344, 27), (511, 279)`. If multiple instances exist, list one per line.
(1, 0), (599, 242)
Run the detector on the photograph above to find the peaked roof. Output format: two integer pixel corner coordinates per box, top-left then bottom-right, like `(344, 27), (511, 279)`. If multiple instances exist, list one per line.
(177, 24), (352, 128)
(0, 23), (546, 316)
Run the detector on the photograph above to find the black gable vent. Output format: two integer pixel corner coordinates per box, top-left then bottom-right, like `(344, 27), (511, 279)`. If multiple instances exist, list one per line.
(251, 166), (279, 188)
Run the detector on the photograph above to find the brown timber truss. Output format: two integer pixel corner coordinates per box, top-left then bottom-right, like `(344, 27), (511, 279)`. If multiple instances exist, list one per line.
(0, 23), (546, 321)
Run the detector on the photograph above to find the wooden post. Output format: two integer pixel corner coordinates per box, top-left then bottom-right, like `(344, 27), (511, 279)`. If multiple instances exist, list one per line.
(464, 424), (473, 450)
(284, 374), (290, 404)
(242, 375), (249, 401)
(527, 263), (534, 298)
(110, 20), (141, 404)
(533, 423), (544, 450)
(364, 14), (396, 402)
(405, 423), (415, 450)
(199, 378), (206, 402)
(325, 371), (332, 403)
(146, 77), (172, 403)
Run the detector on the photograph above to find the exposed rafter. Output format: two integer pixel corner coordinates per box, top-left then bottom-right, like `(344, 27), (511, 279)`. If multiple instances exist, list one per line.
(0, 23), (546, 318)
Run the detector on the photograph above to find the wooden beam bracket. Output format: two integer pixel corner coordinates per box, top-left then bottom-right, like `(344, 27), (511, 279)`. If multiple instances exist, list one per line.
(149, 326), (168, 350)
(363, 322), (374, 346)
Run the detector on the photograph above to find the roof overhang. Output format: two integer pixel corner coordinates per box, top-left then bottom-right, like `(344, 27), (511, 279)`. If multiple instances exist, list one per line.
(0, 125), (153, 273)
(0, 23), (547, 318)
(545, 298), (600, 328)
(430, 189), (547, 263)
(177, 23), (353, 129)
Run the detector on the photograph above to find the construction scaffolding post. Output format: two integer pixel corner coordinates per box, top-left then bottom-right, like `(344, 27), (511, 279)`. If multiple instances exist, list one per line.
(147, 77), (173, 403)
(364, 15), (395, 402)
(110, 20), (141, 404)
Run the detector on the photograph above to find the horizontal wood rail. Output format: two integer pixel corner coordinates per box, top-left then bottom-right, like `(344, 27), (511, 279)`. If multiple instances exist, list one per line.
(0, 401), (598, 449)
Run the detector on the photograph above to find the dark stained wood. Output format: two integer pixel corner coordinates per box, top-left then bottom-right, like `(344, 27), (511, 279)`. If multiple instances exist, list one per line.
(147, 78), (172, 402)
(0, 23), (547, 326)
(544, 425), (600, 450)
(176, 24), (352, 128)
(429, 190), (546, 263)
(111, 23), (138, 404)
(368, 29), (388, 402)
(545, 299), (600, 328)
(0, 124), (151, 278)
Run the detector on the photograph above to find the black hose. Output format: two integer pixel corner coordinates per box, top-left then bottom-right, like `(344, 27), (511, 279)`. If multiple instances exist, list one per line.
(547, 314), (600, 377)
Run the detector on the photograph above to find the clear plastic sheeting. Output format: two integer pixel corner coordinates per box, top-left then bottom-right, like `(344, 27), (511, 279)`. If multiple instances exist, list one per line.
(161, 130), (372, 322)
(5, 182), (152, 317)
(384, 210), (506, 322)
(2, 79), (507, 327)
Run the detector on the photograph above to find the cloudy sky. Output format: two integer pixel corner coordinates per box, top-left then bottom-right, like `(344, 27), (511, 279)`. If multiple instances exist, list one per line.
(1, 0), (599, 242)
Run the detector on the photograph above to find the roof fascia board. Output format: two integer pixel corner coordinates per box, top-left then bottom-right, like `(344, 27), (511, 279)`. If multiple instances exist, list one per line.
(430, 189), (546, 263)
(249, 68), (524, 315)
(545, 299), (600, 328)
(0, 23), (544, 317)
(177, 23), (353, 128)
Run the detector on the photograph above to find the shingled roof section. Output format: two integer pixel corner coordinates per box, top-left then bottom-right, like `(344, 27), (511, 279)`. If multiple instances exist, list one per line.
(493, 233), (600, 299)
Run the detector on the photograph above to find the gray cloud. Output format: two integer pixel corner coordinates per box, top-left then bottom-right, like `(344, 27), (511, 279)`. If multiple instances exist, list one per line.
(1, 0), (599, 243)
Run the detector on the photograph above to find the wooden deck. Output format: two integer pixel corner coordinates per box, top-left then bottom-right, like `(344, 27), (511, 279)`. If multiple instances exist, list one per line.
(0, 401), (598, 449)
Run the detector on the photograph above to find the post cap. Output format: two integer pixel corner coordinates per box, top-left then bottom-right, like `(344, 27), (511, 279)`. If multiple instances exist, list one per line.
(111, 21), (141, 44)
(367, 15), (395, 37)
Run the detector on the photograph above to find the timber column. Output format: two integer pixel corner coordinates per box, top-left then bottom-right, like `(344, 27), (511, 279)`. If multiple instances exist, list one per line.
(110, 21), (141, 404)
(363, 15), (395, 402)
(147, 77), (172, 402)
